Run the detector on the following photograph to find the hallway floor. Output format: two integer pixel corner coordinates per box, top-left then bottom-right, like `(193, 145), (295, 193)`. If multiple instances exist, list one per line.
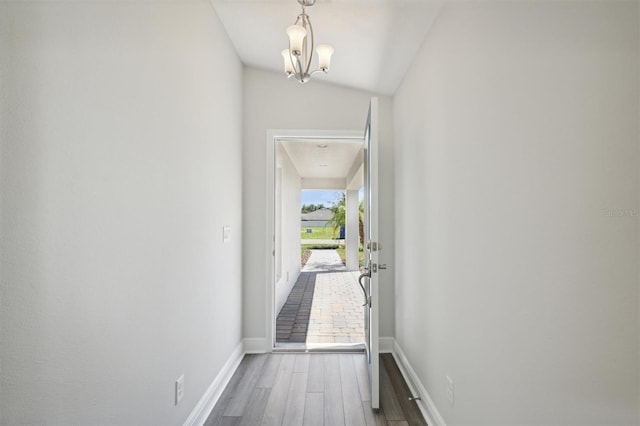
(276, 250), (364, 344)
(204, 353), (427, 426)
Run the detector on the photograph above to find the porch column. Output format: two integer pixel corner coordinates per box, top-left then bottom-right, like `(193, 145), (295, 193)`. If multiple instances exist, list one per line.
(346, 189), (359, 271)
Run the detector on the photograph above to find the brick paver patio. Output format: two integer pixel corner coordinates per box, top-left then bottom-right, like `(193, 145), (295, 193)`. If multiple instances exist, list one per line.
(276, 250), (365, 344)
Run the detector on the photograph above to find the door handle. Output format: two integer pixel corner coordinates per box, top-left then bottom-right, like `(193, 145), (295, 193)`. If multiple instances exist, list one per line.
(358, 271), (371, 307)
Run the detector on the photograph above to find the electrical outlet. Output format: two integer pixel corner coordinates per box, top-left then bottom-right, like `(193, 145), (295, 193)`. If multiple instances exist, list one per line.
(446, 375), (454, 406)
(175, 375), (184, 405)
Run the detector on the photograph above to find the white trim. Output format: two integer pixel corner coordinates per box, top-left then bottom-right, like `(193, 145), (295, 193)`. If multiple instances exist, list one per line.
(379, 337), (395, 353)
(183, 341), (244, 426)
(392, 340), (446, 426)
(243, 338), (269, 354)
(270, 129), (364, 141)
(266, 130), (276, 354)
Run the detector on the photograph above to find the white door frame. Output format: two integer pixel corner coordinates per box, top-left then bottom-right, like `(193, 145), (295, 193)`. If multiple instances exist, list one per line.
(265, 129), (364, 351)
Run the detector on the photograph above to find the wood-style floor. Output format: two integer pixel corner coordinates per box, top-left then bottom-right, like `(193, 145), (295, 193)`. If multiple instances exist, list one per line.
(204, 352), (427, 426)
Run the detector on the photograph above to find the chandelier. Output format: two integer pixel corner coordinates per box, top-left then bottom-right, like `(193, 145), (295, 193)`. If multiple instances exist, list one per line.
(281, 0), (334, 84)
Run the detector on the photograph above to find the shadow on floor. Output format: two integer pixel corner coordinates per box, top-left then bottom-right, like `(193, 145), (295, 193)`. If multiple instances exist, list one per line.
(276, 271), (316, 343)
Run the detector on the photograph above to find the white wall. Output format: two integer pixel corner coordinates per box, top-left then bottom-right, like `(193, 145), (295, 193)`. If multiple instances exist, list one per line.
(394, 1), (639, 424)
(274, 144), (302, 316)
(0, 1), (243, 424)
(243, 68), (395, 343)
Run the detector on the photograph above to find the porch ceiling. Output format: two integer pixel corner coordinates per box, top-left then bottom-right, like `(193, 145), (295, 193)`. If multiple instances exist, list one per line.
(280, 139), (363, 185)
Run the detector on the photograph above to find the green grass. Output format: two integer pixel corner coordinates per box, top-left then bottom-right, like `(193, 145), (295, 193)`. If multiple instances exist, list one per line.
(300, 226), (338, 240)
(336, 247), (365, 268)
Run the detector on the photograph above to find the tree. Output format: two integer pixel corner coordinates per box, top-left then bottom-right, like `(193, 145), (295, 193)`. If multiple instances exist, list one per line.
(358, 199), (364, 245)
(325, 194), (365, 244)
(301, 203), (325, 213)
(325, 194), (346, 238)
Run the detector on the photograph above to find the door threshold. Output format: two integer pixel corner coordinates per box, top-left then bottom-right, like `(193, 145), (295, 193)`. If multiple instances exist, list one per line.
(273, 342), (365, 353)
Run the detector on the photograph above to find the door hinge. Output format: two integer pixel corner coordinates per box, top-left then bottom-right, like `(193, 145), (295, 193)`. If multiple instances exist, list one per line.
(367, 241), (381, 251)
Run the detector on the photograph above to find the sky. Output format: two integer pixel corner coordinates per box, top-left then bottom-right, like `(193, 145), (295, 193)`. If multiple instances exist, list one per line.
(301, 190), (343, 207)
(301, 189), (365, 207)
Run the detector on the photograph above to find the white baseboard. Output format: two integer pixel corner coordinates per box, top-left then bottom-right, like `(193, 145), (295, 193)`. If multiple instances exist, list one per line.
(379, 337), (394, 353)
(392, 340), (446, 426)
(183, 341), (244, 426)
(243, 337), (268, 354)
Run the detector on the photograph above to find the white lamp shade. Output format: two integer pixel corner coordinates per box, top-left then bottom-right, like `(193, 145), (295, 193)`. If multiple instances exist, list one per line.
(281, 49), (295, 74)
(286, 25), (307, 55)
(316, 44), (334, 71)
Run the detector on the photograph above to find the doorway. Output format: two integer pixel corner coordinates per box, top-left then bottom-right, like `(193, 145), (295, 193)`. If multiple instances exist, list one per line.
(266, 130), (365, 351)
(265, 98), (380, 408)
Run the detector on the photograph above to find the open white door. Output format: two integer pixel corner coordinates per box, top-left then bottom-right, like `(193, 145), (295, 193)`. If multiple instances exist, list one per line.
(359, 97), (380, 409)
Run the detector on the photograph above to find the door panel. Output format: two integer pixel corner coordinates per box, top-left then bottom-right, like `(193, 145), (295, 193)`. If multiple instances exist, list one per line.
(362, 97), (379, 409)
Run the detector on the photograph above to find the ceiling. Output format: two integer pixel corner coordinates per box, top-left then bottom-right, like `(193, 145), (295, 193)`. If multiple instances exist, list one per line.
(210, 0), (444, 95)
(279, 139), (363, 188)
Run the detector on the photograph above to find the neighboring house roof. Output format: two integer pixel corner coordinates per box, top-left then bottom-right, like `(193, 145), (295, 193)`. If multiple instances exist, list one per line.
(301, 208), (333, 221)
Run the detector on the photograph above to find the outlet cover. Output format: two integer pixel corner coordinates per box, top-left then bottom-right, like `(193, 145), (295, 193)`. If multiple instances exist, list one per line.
(175, 375), (184, 405)
(446, 375), (454, 406)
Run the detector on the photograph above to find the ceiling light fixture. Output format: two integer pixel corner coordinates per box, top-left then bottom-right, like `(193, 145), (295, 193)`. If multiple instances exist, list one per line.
(281, 0), (334, 84)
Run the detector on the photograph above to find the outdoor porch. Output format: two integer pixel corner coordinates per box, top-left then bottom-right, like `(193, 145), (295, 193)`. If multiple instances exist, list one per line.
(276, 250), (365, 344)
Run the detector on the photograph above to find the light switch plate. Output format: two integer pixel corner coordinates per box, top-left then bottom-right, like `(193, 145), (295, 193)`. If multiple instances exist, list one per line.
(223, 226), (231, 243)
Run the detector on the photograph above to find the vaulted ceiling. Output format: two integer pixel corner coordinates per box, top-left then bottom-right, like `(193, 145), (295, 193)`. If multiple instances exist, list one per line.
(210, 0), (444, 95)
